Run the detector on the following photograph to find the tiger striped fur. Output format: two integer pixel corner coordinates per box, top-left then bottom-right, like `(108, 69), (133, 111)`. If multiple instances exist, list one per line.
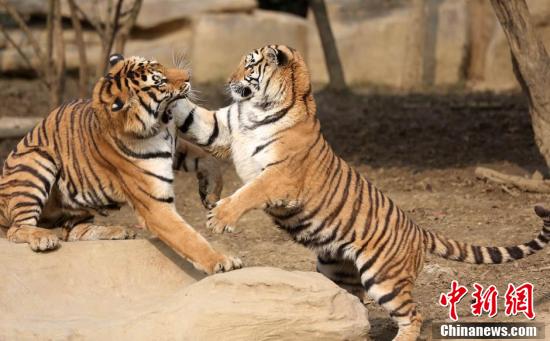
(171, 45), (550, 340)
(0, 54), (241, 275)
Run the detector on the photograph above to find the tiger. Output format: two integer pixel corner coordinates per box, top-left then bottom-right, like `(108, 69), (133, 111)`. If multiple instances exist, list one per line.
(0, 54), (242, 275)
(169, 44), (550, 340)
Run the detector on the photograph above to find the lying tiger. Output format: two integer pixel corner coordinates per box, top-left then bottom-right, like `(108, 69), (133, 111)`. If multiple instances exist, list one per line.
(171, 44), (550, 340)
(0, 54), (241, 275)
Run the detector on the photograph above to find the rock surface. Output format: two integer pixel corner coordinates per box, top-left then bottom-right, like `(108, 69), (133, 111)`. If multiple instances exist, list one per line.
(0, 238), (369, 340)
(5, 0), (257, 30)
(136, 0), (257, 30)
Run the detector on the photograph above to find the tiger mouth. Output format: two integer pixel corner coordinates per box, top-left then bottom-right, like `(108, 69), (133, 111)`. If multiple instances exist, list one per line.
(166, 82), (191, 105)
(230, 83), (253, 100)
(240, 86), (252, 97)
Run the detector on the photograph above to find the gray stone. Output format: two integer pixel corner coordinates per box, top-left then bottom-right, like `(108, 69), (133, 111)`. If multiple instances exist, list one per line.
(124, 26), (192, 68)
(136, 0), (257, 30)
(190, 10), (308, 84)
(434, 0), (468, 86)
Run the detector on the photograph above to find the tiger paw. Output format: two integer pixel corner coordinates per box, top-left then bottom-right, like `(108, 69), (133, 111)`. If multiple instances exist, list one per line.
(206, 199), (238, 234)
(198, 173), (221, 210)
(211, 255), (243, 274)
(197, 157), (223, 210)
(104, 226), (137, 240)
(28, 230), (60, 252)
(207, 211), (235, 233)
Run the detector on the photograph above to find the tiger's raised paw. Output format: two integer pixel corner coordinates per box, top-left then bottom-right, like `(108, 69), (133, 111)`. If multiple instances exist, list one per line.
(197, 168), (222, 210)
(207, 212), (235, 233)
(206, 199), (238, 234)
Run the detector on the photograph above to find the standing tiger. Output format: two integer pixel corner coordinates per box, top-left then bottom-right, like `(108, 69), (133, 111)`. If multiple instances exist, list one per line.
(0, 54), (241, 275)
(171, 45), (550, 340)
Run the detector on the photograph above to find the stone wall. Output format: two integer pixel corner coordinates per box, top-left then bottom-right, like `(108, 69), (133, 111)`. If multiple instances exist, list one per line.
(2, 0), (550, 91)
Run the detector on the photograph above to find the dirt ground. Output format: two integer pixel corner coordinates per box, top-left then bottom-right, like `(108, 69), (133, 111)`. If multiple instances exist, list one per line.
(1, 78), (549, 340)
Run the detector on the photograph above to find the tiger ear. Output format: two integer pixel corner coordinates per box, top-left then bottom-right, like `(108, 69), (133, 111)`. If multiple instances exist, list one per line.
(109, 53), (124, 67)
(265, 47), (288, 67)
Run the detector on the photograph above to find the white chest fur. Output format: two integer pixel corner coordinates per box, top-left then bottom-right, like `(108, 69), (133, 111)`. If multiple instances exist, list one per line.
(232, 133), (263, 184)
(230, 108), (281, 184)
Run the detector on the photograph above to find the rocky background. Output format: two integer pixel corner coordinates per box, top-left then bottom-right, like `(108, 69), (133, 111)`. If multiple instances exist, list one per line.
(2, 0), (550, 92)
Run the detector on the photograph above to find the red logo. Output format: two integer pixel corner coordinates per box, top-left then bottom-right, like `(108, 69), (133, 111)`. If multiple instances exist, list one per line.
(504, 283), (536, 319)
(471, 283), (499, 318)
(439, 280), (468, 321)
(439, 281), (535, 321)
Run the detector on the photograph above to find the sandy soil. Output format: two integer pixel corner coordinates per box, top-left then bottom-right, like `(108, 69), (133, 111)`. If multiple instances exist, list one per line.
(1, 79), (549, 340)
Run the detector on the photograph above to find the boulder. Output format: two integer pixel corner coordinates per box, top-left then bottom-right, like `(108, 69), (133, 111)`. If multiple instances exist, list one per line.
(190, 10), (308, 84)
(434, 0), (468, 86)
(0, 27), (102, 74)
(2, 0), (46, 17)
(136, 0), (257, 30)
(124, 26), (192, 68)
(0, 238), (370, 340)
(5, 0), (256, 30)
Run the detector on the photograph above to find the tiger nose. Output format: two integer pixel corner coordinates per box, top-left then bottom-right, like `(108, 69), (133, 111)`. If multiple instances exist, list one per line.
(166, 68), (190, 86)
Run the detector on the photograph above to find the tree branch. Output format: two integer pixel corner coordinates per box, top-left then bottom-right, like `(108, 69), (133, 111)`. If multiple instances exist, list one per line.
(475, 167), (550, 193)
(52, 0), (65, 106)
(490, 0), (550, 90)
(0, 24), (47, 85)
(310, 0), (347, 91)
(0, 0), (46, 67)
(114, 0), (142, 54)
(99, 0), (124, 75)
(74, 1), (107, 39)
(67, 0), (89, 97)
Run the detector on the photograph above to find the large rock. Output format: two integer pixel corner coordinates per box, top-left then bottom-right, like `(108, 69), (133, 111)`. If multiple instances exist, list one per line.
(136, 0), (256, 30)
(0, 238), (369, 340)
(190, 10), (308, 84)
(125, 26), (192, 68)
(434, 0), (468, 86)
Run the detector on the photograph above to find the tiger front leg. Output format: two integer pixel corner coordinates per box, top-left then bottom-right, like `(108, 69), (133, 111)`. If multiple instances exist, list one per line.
(208, 171), (293, 234)
(174, 139), (223, 209)
(7, 225), (60, 251)
(134, 199), (242, 274)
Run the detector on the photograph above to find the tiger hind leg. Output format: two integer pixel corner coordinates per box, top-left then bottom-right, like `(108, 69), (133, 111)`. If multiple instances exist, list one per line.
(6, 225), (60, 251)
(316, 254), (369, 303)
(362, 276), (422, 341)
(41, 198), (137, 242)
(63, 223), (137, 242)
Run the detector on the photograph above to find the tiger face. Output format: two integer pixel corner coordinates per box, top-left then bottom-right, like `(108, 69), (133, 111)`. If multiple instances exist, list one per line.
(93, 54), (190, 138)
(228, 45), (309, 107)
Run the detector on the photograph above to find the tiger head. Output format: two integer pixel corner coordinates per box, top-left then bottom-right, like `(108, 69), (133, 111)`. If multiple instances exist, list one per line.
(93, 54), (190, 138)
(229, 45), (311, 109)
